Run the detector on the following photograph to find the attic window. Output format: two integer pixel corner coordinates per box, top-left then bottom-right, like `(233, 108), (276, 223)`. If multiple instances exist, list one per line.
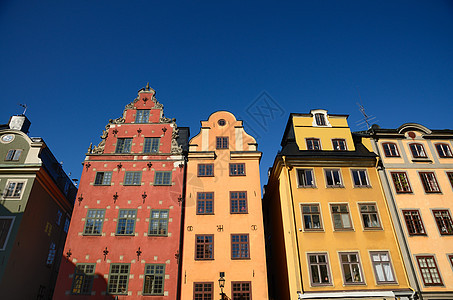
(218, 119), (226, 126)
(315, 113), (326, 126)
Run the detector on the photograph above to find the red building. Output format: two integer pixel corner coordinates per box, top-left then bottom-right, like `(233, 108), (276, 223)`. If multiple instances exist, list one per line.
(54, 84), (189, 299)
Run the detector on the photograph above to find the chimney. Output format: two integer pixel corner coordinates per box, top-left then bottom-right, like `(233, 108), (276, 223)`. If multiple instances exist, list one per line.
(9, 115), (31, 134)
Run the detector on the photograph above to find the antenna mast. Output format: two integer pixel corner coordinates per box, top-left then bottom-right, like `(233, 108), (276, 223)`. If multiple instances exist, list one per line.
(19, 103), (27, 115)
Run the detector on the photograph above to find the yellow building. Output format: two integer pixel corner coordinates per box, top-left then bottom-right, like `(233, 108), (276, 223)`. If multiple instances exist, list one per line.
(263, 110), (412, 300)
(180, 111), (268, 300)
(366, 123), (453, 299)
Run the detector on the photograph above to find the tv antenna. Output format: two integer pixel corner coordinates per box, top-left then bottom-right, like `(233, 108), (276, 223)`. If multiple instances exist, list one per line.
(19, 103), (27, 115)
(355, 89), (377, 130)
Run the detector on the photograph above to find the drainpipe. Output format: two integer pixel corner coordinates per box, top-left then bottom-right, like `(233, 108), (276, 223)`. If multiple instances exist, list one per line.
(370, 137), (422, 300)
(176, 154), (188, 300)
(282, 156), (304, 298)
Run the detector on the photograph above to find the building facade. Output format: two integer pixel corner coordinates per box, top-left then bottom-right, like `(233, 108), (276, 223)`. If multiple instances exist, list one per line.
(263, 110), (413, 300)
(180, 111), (269, 300)
(53, 85), (189, 299)
(0, 115), (77, 299)
(366, 123), (453, 299)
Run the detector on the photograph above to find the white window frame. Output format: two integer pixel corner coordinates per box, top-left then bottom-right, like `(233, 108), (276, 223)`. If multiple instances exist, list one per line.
(2, 179), (27, 200)
(297, 169), (316, 188)
(351, 169), (371, 188)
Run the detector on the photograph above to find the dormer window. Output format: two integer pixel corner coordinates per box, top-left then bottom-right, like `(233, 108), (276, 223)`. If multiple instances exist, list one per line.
(306, 138), (321, 150)
(311, 110), (331, 127)
(332, 139), (347, 151)
(315, 113), (326, 126)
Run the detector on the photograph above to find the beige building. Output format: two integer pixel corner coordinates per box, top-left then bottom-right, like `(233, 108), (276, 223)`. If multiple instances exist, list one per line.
(366, 123), (453, 299)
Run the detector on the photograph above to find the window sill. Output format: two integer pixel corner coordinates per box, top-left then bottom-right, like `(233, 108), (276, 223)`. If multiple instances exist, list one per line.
(83, 234), (102, 236)
(411, 158), (432, 163)
(326, 185), (344, 188)
(231, 257), (251, 260)
(148, 234), (168, 237)
(354, 185), (372, 188)
(196, 213), (215, 215)
(298, 186), (317, 188)
(363, 227), (383, 231)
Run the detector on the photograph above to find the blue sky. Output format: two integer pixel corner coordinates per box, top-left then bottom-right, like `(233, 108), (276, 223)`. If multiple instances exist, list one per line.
(1, 1), (452, 186)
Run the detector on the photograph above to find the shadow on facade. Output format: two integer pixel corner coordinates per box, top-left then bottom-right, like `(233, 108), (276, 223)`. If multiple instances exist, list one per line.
(54, 256), (115, 299)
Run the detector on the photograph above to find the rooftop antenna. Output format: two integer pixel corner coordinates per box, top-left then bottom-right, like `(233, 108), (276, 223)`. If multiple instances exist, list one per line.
(19, 103), (27, 115)
(355, 88), (377, 130)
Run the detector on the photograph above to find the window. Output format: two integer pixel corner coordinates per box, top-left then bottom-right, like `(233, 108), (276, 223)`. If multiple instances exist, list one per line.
(4, 181), (25, 198)
(230, 191), (247, 214)
(115, 138), (132, 154)
(194, 282), (213, 300)
(419, 172), (441, 193)
(433, 210), (453, 235)
(135, 109), (150, 123)
(410, 143), (427, 158)
(46, 242), (56, 265)
(449, 255), (453, 269)
(297, 169), (315, 187)
(0, 217), (14, 250)
(301, 204), (322, 230)
(5, 149), (22, 161)
(308, 253), (331, 285)
(382, 143), (399, 157)
(83, 209), (105, 235)
(154, 171), (172, 185)
(435, 143), (452, 158)
(197, 192), (214, 215)
(315, 113), (326, 126)
(232, 282), (251, 300)
(198, 164), (214, 177)
(448, 172), (453, 189)
(216, 137), (228, 149)
(359, 204), (381, 229)
(143, 264), (165, 295)
(229, 163), (245, 176)
(94, 172), (112, 185)
(143, 137), (160, 153)
(352, 169), (370, 187)
(149, 210), (169, 236)
(331, 204), (352, 230)
(231, 234), (249, 259)
(416, 256), (443, 286)
(332, 139), (347, 151)
(56, 210), (62, 226)
(325, 169), (342, 187)
(108, 264), (130, 295)
(218, 119), (226, 126)
(340, 252), (364, 284)
(370, 251), (396, 284)
(71, 264), (95, 295)
(403, 210), (426, 235)
(391, 172), (412, 193)
(124, 171), (141, 185)
(195, 235), (214, 260)
(116, 210), (137, 235)
(306, 138), (321, 150)
(64, 217), (70, 233)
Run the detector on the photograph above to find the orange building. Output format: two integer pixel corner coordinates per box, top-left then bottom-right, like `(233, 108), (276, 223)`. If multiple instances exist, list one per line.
(180, 111), (268, 300)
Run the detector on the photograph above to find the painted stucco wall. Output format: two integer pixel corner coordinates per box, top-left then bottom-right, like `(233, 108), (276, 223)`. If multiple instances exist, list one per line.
(181, 111), (268, 300)
(376, 127), (453, 296)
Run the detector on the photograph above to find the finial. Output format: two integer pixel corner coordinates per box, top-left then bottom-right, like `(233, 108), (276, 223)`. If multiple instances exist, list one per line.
(146, 82), (150, 90)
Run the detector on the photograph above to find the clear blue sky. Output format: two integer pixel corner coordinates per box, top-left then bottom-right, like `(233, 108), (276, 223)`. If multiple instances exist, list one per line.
(1, 1), (452, 187)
